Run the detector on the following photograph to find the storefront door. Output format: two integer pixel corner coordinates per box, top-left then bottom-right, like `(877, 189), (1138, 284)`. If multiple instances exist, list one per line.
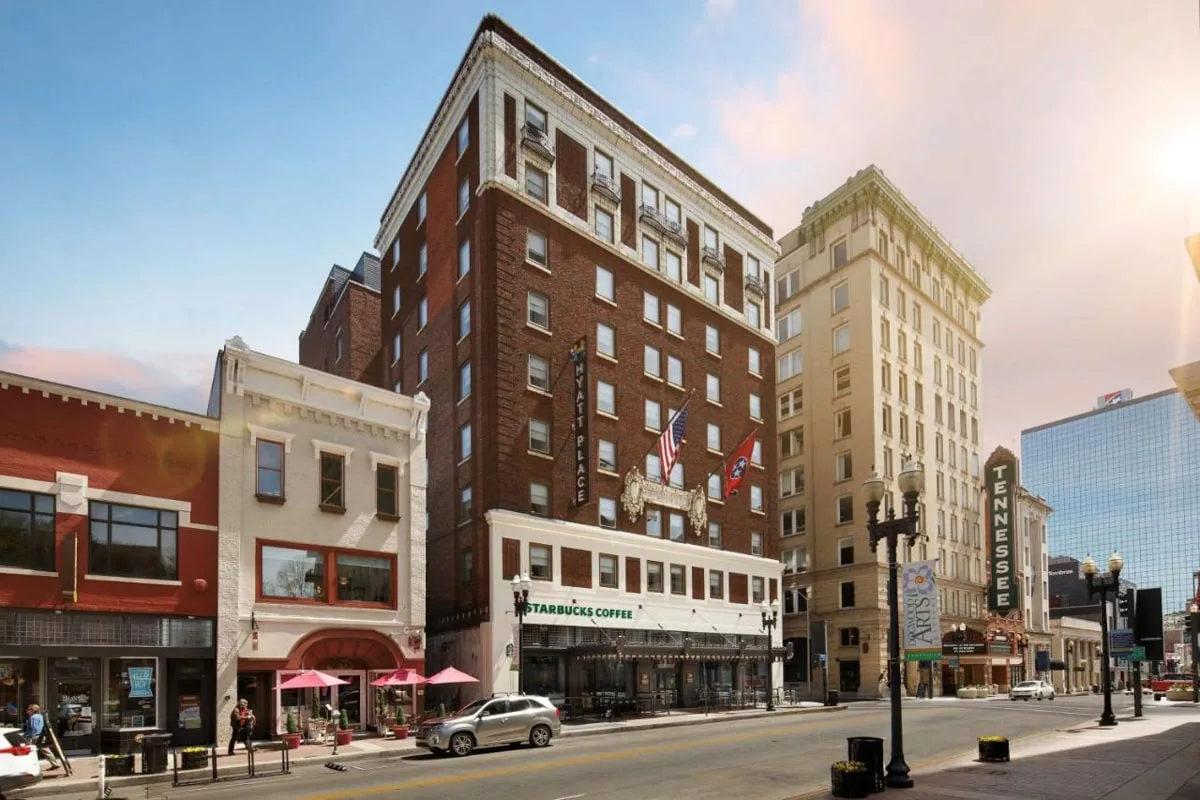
(236, 673), (273, 741)
(333, 673), (363, 728)
(167, 659), (213, 747)
(49, 658), (100, 756)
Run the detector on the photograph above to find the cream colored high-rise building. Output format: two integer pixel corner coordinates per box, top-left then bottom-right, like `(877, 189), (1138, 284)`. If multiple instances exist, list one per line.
(773, 166), (991, 698)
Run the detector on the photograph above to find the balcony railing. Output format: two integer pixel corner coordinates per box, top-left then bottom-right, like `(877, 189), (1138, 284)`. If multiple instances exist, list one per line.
(638, 205), (689, 246)
(745, 274), (766, 298)
(520, 123), (556, 163)
(701, 246), (726, 272)
(591, 171), (621, 204)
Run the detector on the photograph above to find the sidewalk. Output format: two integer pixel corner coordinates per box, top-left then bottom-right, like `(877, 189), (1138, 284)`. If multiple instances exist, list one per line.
(24, 701), (841, 798)
(801, 706), (1200, 800)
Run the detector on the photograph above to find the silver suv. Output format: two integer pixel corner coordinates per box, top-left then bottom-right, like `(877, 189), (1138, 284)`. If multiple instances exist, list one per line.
(415, 694), (562, 757)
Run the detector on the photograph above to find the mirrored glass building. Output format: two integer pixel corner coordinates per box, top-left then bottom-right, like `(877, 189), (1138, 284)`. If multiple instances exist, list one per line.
(1021, 389), (1200, 615)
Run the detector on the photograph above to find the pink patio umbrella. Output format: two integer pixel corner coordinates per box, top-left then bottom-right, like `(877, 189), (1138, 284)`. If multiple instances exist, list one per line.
(425, 666), (479, 685)
(370, 668), (427, 687)
(274, 669), (349, 690)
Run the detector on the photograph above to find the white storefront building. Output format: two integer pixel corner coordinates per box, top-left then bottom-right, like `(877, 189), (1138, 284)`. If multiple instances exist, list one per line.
(211, 337), (429, 742)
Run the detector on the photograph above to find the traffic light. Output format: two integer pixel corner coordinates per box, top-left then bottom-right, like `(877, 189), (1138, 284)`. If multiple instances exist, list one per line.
(1117, 591), (1132, 618)
(1187, 613), (1195, 637)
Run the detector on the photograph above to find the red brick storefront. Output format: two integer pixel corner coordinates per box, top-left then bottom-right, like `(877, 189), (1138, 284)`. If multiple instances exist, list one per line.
(0, 371), (219, 753)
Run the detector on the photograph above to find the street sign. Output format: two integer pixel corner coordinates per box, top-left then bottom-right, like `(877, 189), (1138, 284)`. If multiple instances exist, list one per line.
(1110, 628), (1135, 654)
(1131, 646), (1146, 661)
(948, 656), (960, 669)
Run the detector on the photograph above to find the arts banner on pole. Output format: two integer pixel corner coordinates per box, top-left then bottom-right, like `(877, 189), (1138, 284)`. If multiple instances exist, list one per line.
(902, 560), (942, 662)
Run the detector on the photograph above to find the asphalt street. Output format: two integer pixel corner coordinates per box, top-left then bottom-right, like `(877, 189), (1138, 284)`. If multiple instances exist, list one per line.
(43, 694), (1148, 800)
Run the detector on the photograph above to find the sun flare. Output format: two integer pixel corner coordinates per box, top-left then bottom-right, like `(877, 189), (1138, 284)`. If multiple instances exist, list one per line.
(1157, 131), (1200, 190)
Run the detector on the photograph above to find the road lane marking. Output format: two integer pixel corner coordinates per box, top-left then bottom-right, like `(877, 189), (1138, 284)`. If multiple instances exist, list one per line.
(303, 712), (889, 800)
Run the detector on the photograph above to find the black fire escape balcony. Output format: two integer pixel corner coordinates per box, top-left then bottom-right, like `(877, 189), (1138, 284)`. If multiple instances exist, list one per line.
(591, 171), (621, 204)
(639, 205), (688, 247)
(701, 246), (726, 272)
(521, 123), (556, 164)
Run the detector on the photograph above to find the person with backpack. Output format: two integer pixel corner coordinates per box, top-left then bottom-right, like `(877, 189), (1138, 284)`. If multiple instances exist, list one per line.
(23, 704), (61, 770)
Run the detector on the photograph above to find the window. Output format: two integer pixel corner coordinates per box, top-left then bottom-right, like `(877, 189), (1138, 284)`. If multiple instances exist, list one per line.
(639, 290), (661, 324)
(646, 508), (662, 537)
(597, 553), (619, 587)
(598, 439), (617, 473)
(88, 502), (178, 580)
(458, 486), (473, 522)
(832, 240), (847, 268)
(665, 251), (682, 282)
(642, 236), (659, 270)
(391, 238), (400, 267)
(781, 507), (806, 537)
(779, 429), (803, 458)
(836, 451), (853, 482)
(706, 423), (722, 452)
(526, 230), (547, 267)
(318, 453), (345, 509)
(777, 269), (800, 301)
(701, 327), (719, 357)
(418, 349), (429, 384)
(879, 275), (890, 307)
(665, 197), (681, 224)
(647, 561), (664, 592)
(530, 543), (552, 579)
(597, 380), (617, 415)
(750, 439), (761, 465)
(783, 547), (806, 574)
(706, 374), (721, 404)
(418, 296), (428, 329)
(645, 399), (662, 431)
(779, 388), (803, 419)
(752, 576), (765, 602)
(707, 473), (722, 500)
(529, 419), (551, 454)
(749, 393), (762, 420)
(595, 149), (613, 178)
(666, 304), (682, 335)
(748, 347), (761, 375)
(751, 533), (763, 557)
(392, 333), (402, 365)
(646, 454), (662, 483)
(668, 512), (685, 542)
(838, 536), (855, 565)
(667, 355), (683, 386)
(418, 192), (427, 224)
(458, 361), (472, 401)
(747, 301), (761, 328)
(595, 208), (614, 243)
(704, 274), (719, 303)
(107, 658), (159, 729)
(840, 628), (860, 647)
(708, 521), (722, 548)
(835, 408), (852, 438)
(457, 117), (469, 155)
(670, 564), (686, 595)
(458, 178), (470, 216)
(832, 281), (849, 313)
(709, 570), (724, 599)
(599, 498), (617, 529)
(833, 325), (851, 354)
(835, 366), (851, 394)
(750, 485), (763, 512)
(840, 581), (856, 608)
(836, 494), (854, 524)
(418, 243), (427, 277)
(642, 182), (659, 209)
(392, 285), (401, 316)
(458, 300), (471, 340)
(459, 424), (473, 462)
(596, 265), (615, 301)
(255, 440), (285, 499)
(530, 485), (550, 517)
(460, 547), (473, 585)
(777, 351), (803, 381)
(0, 490), (55, 572)
(644, 345), (661, 378)
(526, 165), (548, 202)
(776, 309), (801, 341)
(597, 323), (616, 358)
(335, 330), (343, 362)
(527, 354), (551, 392)
(704, 225), (718, 249)
(527, 291), (550, 330)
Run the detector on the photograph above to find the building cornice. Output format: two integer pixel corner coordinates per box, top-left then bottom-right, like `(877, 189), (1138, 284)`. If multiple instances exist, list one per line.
(800, 165), (991, 303)
(0, 370), (217, 431)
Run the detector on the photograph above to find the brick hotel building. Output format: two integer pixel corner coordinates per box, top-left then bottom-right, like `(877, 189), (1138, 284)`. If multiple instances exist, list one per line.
(370, 15), (783, 705)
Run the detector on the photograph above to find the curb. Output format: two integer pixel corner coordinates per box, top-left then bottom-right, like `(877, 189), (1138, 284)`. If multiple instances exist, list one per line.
(26, 705), (846, 797)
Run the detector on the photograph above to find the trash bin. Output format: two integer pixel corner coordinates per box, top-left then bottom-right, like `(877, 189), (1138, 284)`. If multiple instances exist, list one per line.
(825, 690), (839, 706)
(141, 733), (173, 774)
(847, 736), (885, 793)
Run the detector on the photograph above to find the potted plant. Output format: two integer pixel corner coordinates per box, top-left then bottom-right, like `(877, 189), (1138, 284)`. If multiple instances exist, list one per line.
(179, 746), (209, 770)
(281, 712), (302, 750)
(438, 702), (446, 718)
(830, 760), (871, 798)
(104, 752), (135, 776)
(335, 709), (354, 746)
(392, 705), (409, 739)
(978, 735), (1010, 762)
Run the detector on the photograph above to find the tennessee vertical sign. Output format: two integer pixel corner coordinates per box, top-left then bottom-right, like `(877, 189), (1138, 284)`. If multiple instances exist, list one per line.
(571, 337), (590, 507)
(986, 448), (1018, 613)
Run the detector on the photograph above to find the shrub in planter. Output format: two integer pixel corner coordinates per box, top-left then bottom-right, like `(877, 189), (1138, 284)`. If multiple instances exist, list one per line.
(830, 760), (871, 798)
(280, 712), (302, 750)
(105, 753), (135, 776)
(978, 735), (1010, 762)
(392, 706), (409, 739)
(179, 746), (209, 770)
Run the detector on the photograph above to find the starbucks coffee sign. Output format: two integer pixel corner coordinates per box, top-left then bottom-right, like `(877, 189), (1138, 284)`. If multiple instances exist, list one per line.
(527, 602), (634, 620)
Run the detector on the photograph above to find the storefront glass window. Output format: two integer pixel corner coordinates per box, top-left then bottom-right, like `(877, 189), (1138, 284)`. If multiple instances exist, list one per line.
(0, 658), (40, 728)
(335, 554), (392, 604)
(261, 545), (325, 600)
(106, 658), (158, 728)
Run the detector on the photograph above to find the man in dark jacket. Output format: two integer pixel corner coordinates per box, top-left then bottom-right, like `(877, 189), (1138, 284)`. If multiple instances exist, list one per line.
(227, 699), (255, 755)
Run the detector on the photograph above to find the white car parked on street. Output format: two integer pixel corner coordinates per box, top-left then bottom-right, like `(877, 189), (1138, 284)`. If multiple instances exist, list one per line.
(0, 727), (41, 799)
(1009, 680), (1056, 701)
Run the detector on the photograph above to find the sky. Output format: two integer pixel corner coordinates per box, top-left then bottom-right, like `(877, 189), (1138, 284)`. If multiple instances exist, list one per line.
(2, 0), (1199, 455)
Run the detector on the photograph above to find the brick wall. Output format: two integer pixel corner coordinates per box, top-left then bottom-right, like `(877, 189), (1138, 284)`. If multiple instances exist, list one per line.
(298, 279), (381, 384)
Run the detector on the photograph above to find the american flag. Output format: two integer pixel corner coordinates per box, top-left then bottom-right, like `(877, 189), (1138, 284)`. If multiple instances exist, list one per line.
(657, 402), (690, 484)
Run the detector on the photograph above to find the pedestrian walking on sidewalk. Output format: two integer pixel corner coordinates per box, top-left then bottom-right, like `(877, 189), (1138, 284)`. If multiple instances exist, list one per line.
(23, 704), (61, 770)
(228, 699), (256, 755)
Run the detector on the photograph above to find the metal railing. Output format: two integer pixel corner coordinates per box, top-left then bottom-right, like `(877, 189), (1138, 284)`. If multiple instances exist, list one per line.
(171, 742), (291, 788)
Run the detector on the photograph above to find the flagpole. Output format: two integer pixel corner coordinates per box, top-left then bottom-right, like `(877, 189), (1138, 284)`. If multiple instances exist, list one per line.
(634, 388), (696, 469)
(703, 427), (760, 486)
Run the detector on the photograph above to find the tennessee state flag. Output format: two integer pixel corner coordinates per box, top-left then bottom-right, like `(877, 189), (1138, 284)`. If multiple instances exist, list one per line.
(723, 431), (758, 498)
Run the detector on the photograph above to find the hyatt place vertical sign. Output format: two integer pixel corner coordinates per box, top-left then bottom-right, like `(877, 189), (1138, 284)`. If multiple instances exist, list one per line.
(571, 337), (590, 507)
(986, 451), (1018, 613)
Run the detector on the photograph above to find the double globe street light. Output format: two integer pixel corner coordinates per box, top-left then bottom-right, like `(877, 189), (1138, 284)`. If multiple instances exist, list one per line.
(864, 460), (925, 790)
(1081, 552), (1123, 727)
(512, 573), (533, 693)
(760, 598), (780, 711)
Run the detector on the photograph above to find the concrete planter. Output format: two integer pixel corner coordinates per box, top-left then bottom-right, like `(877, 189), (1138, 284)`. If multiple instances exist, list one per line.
(1165, 687), (1193, 702)
(957, 687), (978, 699)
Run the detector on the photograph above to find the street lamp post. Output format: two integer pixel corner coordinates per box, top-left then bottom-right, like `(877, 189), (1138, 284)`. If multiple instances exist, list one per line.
(511, 573), (532, 693)
(864, 461), (925, 789)
(760, 599), (780, 711)
(951, 622), (967, 691)
(1082, 553), (1123, 727)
